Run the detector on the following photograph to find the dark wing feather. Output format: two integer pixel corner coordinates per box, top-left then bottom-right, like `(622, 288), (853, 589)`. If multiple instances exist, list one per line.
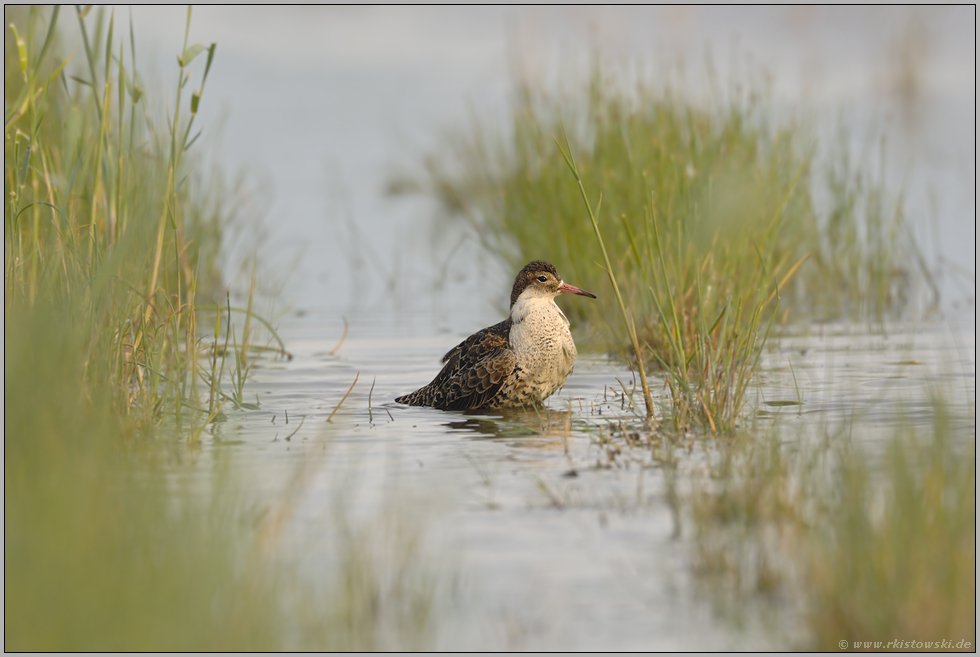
(396, 320), (515, 410)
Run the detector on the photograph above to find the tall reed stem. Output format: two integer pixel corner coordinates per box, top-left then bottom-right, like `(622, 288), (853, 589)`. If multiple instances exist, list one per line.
(554, 125), (656, 420)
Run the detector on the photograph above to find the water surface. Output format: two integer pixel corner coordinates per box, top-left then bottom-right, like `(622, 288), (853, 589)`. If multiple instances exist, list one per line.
(191, 308), (974, 650)
(116, 6), (975, 648)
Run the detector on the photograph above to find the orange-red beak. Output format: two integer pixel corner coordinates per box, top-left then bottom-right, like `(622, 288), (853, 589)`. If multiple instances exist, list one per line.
(558, 281), (596, 299)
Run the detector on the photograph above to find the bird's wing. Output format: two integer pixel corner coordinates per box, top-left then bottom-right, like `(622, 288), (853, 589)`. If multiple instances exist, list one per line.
(441, 326), (515, 410)
(402, 320), (515, 410)
(441, 319), (509, 362)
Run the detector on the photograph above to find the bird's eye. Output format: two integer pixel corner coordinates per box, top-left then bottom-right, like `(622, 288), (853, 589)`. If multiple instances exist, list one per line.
(537, 275), (548, 282)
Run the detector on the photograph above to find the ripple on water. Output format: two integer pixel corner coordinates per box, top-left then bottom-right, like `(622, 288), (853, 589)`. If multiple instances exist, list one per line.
(193, 313), (973, 649)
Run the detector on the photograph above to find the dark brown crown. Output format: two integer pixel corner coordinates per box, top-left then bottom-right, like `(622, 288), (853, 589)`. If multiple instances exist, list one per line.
(510, 260), (560, 308)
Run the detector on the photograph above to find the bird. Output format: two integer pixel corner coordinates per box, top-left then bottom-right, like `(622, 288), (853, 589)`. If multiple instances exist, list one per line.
(395, 260), (596, 410)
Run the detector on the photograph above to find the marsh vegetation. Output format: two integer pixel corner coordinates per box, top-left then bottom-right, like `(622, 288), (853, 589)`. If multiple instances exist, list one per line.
(5, 7), (445, 650)
(5, 6), (973, 651)
(404, 56), (974, 648)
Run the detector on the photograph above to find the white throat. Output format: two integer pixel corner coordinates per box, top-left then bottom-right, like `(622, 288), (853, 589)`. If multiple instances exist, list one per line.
(510, 292), (567, 327)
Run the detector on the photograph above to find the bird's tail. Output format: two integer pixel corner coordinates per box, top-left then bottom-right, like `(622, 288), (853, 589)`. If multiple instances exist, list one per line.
(394, 387), (430, 406)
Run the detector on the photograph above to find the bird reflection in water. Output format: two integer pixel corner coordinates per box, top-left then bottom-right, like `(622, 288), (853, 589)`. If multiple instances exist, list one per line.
(443, 406), (578, 452)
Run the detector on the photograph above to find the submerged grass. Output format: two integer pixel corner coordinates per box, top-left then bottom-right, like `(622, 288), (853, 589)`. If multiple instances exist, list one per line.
(587, 348), (975, 647)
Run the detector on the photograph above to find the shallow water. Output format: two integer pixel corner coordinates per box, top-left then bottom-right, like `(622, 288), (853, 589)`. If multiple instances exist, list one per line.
(189, 308), (974, 650)
(110, 6), (976, 647)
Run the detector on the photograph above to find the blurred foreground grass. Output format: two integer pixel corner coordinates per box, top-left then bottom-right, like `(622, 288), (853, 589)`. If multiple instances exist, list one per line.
(805, 409), (975, 649)
(4, 7), (443, 650)
(688, 402), (975, 649)
(5, 306), (282, 648)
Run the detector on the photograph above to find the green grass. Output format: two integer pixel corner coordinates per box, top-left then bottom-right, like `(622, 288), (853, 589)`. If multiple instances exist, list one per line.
(685, 405), (975, 648)
(405, 62), (917, 431)
(5, 313), (284, 649)
(415, 64), (915, 334)
(4, 7), (447, 650)
(3, 5), (270, 649)
(5, 5), (220, 430)
(804, 409), (975, 649)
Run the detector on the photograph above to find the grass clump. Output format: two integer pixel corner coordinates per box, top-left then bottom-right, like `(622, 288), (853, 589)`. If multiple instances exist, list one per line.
(805, 411), (975, 649)
(686, 407), (975, 648)
(407, 63), (915, 431)
(5, 309), (285, 650)
(5, 5), (220, 430)
(5, 7), (448, 651)
(4, 5), (264, 649)
(3, 6), (280, 649)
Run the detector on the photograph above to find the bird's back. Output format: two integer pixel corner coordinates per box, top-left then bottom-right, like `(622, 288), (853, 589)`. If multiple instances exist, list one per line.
(395, 319), (517, 410)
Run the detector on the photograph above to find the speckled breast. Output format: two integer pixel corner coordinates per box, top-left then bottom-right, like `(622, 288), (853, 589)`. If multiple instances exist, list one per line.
(500, 302), (578, 406)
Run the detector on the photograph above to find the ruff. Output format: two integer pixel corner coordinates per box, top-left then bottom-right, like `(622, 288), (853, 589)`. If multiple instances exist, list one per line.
(395, 261), (595, 410)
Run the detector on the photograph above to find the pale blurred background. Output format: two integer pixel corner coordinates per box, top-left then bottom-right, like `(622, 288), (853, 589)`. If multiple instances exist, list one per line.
(123, 6), (974, 325)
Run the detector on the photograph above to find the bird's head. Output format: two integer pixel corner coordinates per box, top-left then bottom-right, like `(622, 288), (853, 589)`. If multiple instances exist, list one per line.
(509, 260), (596, 308)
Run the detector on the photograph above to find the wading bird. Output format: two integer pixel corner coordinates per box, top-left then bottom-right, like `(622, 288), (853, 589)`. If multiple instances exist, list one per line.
(396, 260), (596, 410)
